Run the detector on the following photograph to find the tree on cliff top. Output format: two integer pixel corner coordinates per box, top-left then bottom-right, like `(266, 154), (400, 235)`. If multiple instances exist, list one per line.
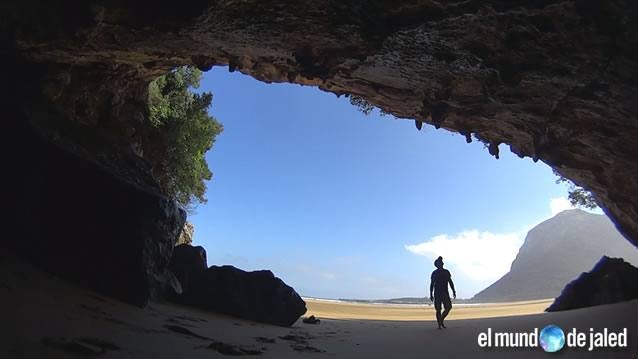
(554, 171), (598, 210)
(145, 66), (223, 211)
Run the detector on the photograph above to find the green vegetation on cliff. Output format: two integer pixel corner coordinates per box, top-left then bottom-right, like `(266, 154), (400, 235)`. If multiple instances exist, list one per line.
(145, 66), (223, 210)
(554, 171), (598, 210)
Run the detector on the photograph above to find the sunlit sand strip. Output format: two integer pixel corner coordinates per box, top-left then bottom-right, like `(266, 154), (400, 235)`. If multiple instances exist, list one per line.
(304, 298), (553, 321)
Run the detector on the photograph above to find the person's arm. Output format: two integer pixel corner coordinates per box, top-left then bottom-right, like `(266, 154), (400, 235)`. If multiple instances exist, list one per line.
(429, 273), (434, 301)
(448, 272), (456, 299)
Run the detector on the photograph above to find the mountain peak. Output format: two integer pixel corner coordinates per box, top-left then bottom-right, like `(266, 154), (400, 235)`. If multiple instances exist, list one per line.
(554, 208), (590, 217)
(555, 208), (586, 215)
(472, 211), (638, 302)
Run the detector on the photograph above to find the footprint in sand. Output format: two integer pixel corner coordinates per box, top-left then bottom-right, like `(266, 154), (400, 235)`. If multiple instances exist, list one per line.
(175, 315), (207, 323)
(209, 341), (265, 356)
(41, 337), (120, 356)
(164, 324), (265, 355)
(255, 337), (276, 344)
(164, 324), (213, 340)
(165, 318), (197, 328)
(319, 331), (337, 336)
(278, 334), (309, 343)
(279, 333), (325, 353)
(291, 344), (325, 353)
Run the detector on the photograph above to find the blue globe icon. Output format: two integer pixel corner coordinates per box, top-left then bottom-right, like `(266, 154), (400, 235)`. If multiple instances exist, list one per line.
(539, 325), (565, 352)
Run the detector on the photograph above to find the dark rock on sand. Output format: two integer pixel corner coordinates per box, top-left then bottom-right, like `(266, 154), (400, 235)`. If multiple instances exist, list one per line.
(169, 244), (207, 294)
(168, 247), (305, 326)
(185, 266), (306, 327)
(208, 341), (264, 356)
(546, 256), (638, 312)
(302, 315), (320, 324)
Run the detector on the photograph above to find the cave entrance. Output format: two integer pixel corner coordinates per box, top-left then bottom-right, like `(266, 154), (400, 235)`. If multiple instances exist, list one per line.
(166, 66), (632, 307)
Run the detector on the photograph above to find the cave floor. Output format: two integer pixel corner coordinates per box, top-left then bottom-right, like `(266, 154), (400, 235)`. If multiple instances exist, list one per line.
(2, 251), (637, 358)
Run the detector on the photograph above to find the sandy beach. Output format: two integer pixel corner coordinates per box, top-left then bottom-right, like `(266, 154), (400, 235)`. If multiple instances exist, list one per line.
(304, 298), (552, 321)
(3, 252), (637, 358)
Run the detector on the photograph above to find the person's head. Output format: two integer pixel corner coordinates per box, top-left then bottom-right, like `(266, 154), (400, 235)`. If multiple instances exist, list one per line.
(434, 256), (444, 269)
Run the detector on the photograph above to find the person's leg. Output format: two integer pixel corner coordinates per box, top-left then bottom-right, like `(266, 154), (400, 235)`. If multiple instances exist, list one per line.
(440, 297), (452, 328)
(434, 297), (443, 328)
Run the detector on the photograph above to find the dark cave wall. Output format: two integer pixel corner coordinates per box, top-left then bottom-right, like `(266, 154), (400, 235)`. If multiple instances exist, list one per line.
(3, 55), (186, 306)
(1, 0), (637, 258)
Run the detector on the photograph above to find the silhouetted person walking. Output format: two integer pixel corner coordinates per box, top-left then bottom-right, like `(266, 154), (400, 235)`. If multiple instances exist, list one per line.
(430, 256), (456, 329)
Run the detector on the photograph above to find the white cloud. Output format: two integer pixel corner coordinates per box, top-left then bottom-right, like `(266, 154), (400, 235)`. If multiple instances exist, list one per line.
(550, 197), (575, 216)
(405, 230), (524, 282)
(321, 272), (336, 280)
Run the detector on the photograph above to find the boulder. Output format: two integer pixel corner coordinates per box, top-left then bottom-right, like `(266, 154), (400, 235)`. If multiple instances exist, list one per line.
(546, 256), (638, 312)
(169, 244), (207, 294)
(185, 265), (306, 327)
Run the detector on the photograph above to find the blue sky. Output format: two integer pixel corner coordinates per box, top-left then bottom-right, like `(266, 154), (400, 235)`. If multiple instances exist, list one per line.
(190, 67), (584, 300)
